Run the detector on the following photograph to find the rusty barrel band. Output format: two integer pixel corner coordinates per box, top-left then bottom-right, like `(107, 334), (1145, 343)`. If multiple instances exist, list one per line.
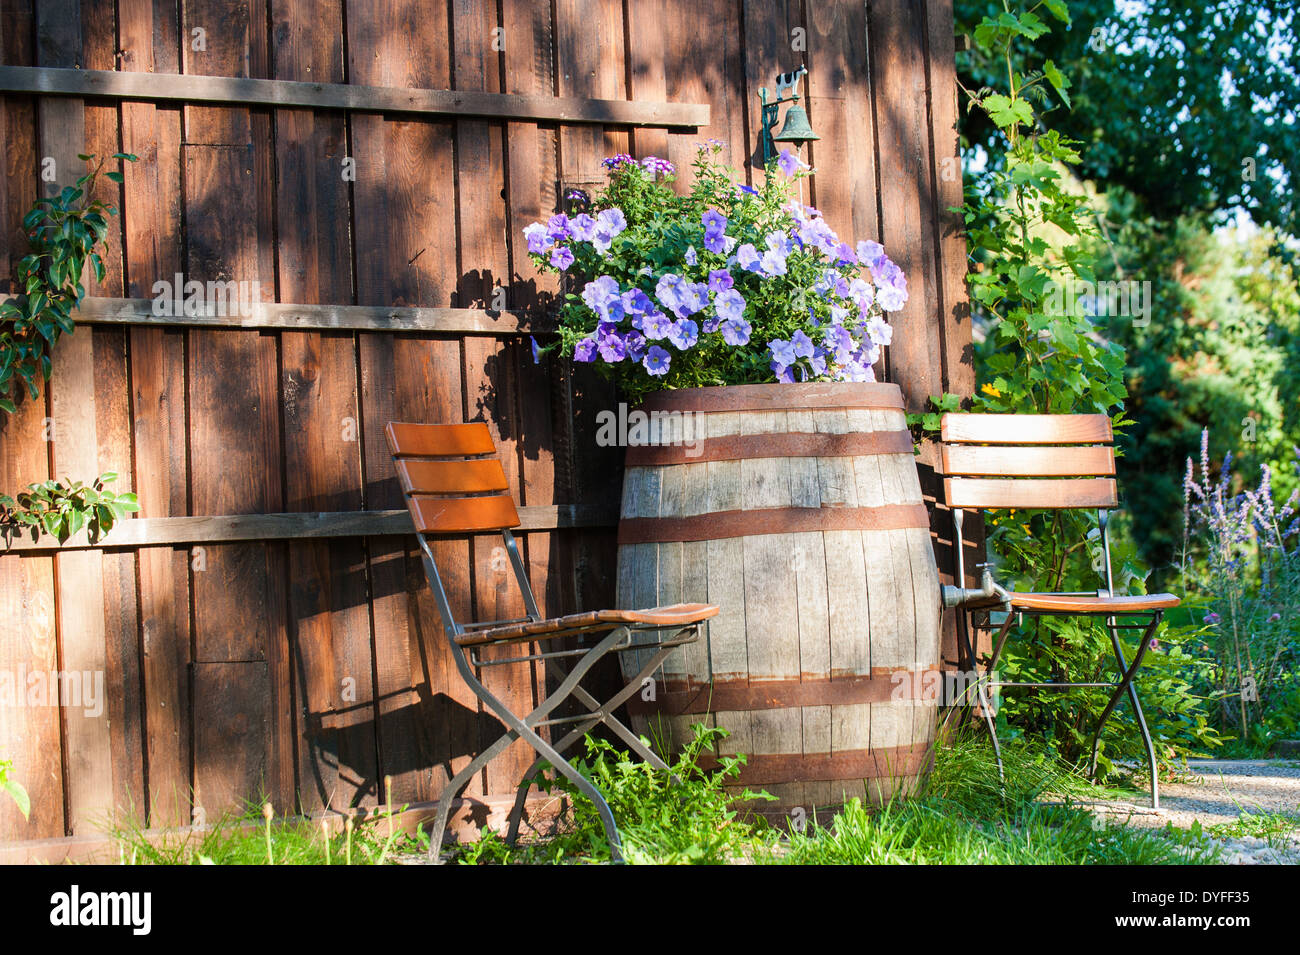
(617, 502), (930, 544)
(697, 745), (933, 785)
(625, 670), (941, 715)
(624, 428), (914, 466)
(636, 381), (904, 414)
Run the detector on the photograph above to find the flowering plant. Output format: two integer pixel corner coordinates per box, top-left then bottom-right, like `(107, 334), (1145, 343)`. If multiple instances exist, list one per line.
(523, 142), (907, 400)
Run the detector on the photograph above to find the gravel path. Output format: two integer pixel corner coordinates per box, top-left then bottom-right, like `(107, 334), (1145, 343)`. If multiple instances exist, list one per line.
(1082, 759), (1300, 864)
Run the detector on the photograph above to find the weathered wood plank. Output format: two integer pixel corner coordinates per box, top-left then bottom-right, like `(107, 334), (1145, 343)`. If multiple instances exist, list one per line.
(0, 64), (709, 126)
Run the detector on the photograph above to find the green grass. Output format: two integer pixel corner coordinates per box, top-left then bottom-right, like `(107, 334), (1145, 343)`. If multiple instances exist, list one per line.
(773, 737), (1220, 865)
(1207, 811), (1300, 848)
(107, 801), (419, 865)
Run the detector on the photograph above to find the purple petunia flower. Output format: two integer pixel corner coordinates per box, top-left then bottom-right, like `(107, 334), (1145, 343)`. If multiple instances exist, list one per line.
(573, 337), (597, 362)
(597, 329), (627, 363)
(641, 311), (673, 340)
(702, 209), (728, 234)
(769, 338), (797, 367)
(777, 148), (806, 177)
(684, 245), (698, 267)
(760, 248), (787, 276)
(549, 245), (574, 270)
(703, 229), (729, 255)
(569, 213), (597, 242)
(643, 345), (671, 376)
(523, 222), (553, 254)
(709, 269), (734, 293)
(713, 288), (746, 323)
(667, 318), (699, 350)
(530, 336), (542, 364)
(791, 329), (815, 360)
(866, 316), (892, 347)
(602, 153), (634, 169)
(856, 240), (886, 269)
(546, 213), (572, 241)
(623, 329), (647, 361)
(720, 317), (751, 346)
(876, 285), (906, 312)
(642, 156), (675, 177)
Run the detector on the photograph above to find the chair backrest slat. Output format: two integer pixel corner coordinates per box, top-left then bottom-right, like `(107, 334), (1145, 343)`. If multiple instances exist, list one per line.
(940, 413), (1118, 511)
(941, 413), (1112, 445)
(408, 493), (521, 534)
(942, 444), (1115, 478)
(396, 458), (511, 495)
(386, 421), (520, 534)
(945, 477), (1117, 510)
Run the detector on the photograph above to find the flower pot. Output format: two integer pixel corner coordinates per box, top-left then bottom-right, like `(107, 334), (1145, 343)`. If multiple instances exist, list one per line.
(615, 381), (941, 813)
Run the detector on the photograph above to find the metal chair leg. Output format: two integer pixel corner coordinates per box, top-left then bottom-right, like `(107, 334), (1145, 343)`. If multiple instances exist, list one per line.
(1088, 613), (1160, 808)
(504, 631), (686, 846)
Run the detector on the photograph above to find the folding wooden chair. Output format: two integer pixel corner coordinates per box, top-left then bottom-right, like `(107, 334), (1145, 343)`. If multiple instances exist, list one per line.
(939, 414), (1178, 808)
(385, 421), (717, 862)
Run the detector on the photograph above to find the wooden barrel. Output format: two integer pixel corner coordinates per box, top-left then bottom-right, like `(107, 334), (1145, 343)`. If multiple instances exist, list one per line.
(615, 382), (942, 814)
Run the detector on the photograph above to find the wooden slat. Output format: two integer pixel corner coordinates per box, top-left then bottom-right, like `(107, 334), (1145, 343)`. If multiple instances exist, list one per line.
(396, 458), (510, 495)
(941, 413), (1114, 445)
(944, 477), (1119, 510)
(0, 295), (547, 333)
(407, 494), (521, 535)
(0, 64), (711, 126)
(0, 504), (611, 551)
(942, 444), (1116, 477)
(386, 421), (496, 457)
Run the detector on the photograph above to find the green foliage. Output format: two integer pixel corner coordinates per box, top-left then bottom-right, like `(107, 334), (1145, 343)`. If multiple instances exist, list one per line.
(0, 472), (138, 547)
(0, 759), (30, 821)
(956, 0), (1300, 237)
(455, 723), (774, 865)
(0, 152), (136, 415)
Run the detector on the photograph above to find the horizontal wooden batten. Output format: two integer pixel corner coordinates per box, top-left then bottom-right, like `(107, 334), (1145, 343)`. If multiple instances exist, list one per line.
(0, 65), (709, 127)
(698, 746), (933, 786)
(941, 413), (1113, 445)
(625, 670), (941, 715)
(637, 381), (905, 414)
(942, 444), (1115, 477)
(944, 477), (1118, 510)
(616, 503), (931, 544)
(624, 429), (914, 466)
(0, 505), (612, 553)
(1, 296), (550, 335)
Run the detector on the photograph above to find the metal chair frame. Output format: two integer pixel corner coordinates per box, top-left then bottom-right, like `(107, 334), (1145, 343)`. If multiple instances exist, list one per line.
(415, 526), (701, 862)
(945, 422), (1168, 809)
(386, 422), (711, 862)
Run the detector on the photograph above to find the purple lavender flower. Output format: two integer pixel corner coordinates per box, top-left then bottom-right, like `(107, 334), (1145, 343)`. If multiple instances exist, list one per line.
(643, 345), (671, 376)
(549, 245), (575, 270)
(668, 318), (699, 350)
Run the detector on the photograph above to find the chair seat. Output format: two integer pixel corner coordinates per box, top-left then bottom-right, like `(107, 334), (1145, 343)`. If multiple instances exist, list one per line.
(455, 602), (719, 647)
(1009, 592), (1180, 614)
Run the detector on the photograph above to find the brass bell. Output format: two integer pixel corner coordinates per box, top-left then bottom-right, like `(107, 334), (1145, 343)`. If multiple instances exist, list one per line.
(773, 103), (819, 146)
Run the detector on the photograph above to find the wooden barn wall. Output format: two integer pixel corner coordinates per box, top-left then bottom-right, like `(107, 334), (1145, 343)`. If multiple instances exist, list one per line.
(0, 0), (972, 844)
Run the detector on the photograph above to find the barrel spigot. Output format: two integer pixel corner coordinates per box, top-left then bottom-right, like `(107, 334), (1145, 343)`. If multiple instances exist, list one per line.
(941, 563), (1011, 609)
